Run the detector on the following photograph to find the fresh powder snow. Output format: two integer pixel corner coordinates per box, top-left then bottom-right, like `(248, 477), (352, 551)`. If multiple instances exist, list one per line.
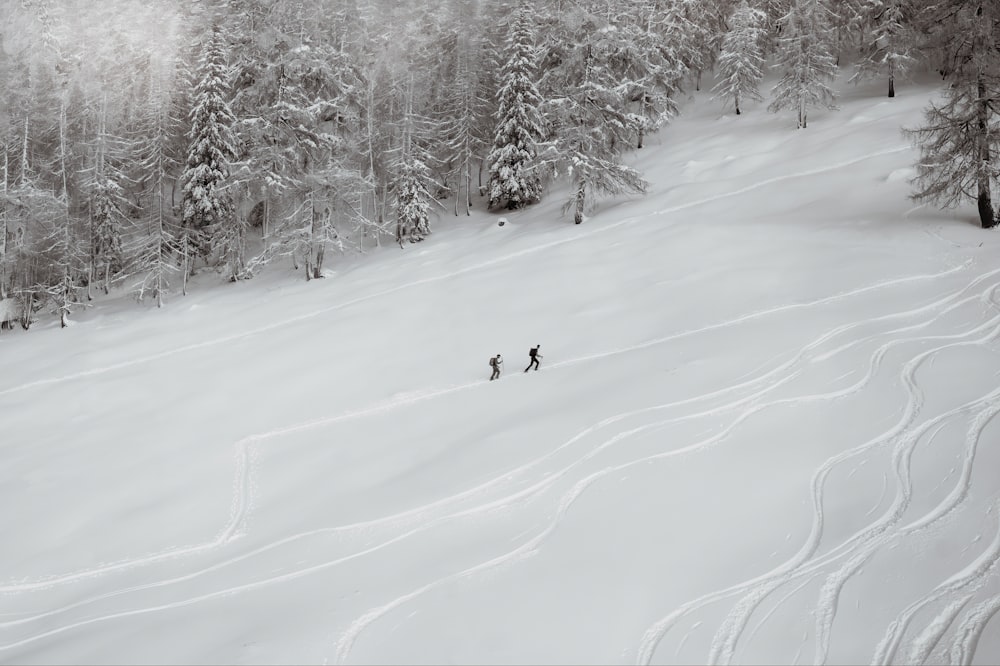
(1, 76), (999, 665)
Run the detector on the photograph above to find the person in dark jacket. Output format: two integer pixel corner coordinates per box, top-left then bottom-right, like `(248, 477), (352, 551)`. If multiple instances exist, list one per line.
(524, 345), (542, 372)
(489, 354), (503, 380)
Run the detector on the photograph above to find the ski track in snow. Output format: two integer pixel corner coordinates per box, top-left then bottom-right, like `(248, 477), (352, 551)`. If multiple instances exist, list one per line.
(1, 262), (993, 655)
(2, 261), (998, 657)
(948, 592), (1000, 665)
(872, 500), (1000, 665)
(3, 145), (1000, 663)
(333, 282), (1000, 664)
(0, 249), (977, 601)
(0, 257), (987, 607)
(638, 285), (1000, 666)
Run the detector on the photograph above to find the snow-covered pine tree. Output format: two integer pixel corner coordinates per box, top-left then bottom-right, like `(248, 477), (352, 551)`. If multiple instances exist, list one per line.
(392, 79), (437, 245)
(86, 94), (129, 297)
(180, 22), (239, 278)
(89, 175), (126, 295)
(599, 0), (682, 150)
(768, 0), (839, 128)
(486, 2), (545, 211)
(230, 1), (368, 279)
(676, 0), (734, 91)
(131, 58), (185, 305)
(714, 0), (767, 115)
(0, 139), (9, 303)
(851, 0), (916, 97)
(48, 96), (88, 328)
(393, 160), (433, 245)
(3, 118), (66, 329)
(755, 0), (791, 56)
(538, 11), (648, 225)
(438, 14), (490, 216)
(906, 2), (1000, 229)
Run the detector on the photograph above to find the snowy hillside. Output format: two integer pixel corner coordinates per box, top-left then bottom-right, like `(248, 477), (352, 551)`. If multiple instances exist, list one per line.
(2, 77), (1000, 665)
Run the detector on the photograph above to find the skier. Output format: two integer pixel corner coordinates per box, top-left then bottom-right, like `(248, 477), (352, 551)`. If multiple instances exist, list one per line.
(489, 354), (503, 381)
(524, 345), (542, 372)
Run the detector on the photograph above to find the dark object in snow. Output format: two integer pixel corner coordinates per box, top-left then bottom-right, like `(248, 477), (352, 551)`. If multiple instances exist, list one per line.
(498, 217), (507, 227)
(489, 354), (503, 381)
(524, 345), (542, 372)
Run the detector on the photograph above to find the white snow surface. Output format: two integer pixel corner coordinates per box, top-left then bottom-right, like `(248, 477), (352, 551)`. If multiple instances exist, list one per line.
(2, 79), (1000, 665)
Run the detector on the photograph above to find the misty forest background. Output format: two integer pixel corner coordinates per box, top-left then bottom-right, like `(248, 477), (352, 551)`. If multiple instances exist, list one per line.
(0, 0), (997, 330)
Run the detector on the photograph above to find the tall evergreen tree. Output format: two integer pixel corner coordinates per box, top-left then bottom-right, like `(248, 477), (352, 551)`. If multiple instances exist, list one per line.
(768, 0), (839, 128)
(538, 10), (648, 225)
(131, 58), (185, 305)
(438, 10), (491, 216)
(906, 2), (1000, 229)
(180, 23), (238, 276)
(852, 0), (917, 98)
(486, 2), (545, 211)
(714, 0), (768, 115)
(597, 0), (682, 150)
(393, 80), (437, 245)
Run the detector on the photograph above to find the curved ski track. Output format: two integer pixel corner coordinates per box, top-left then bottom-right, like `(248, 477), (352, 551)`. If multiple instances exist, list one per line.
(2, 146), (999, 664)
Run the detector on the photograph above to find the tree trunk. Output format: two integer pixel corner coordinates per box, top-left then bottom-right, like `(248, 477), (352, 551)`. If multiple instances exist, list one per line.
(975, 6), (997, 229)
(20, 292), (32, 330)
(314, 244), (325, 279)
(574, 179), (586, 224)
(263, 195), (269, 239)
(1, 146), (7, 300)
(465, 162), (472, 215)
(60, 272), (71, 328)
(20, 116), (29, 185)
(312, 204), (327, 279)
(888, 60), (895, 98)
(181, 232), (189, 296)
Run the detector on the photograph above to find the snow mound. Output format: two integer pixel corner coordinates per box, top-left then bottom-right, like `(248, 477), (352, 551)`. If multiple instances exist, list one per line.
(887, 167), (917, 182)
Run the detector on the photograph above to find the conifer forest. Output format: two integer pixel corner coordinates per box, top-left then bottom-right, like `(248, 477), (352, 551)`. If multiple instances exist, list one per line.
(0, 0), (998, 330)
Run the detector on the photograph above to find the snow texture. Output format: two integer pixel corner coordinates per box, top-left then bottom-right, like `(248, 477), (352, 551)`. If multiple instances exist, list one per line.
(1, 77), (999, 665)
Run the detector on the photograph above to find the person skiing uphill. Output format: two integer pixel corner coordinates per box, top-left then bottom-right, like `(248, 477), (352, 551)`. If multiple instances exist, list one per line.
(489, 354), (503, 381)
(524, 345), (542, 372)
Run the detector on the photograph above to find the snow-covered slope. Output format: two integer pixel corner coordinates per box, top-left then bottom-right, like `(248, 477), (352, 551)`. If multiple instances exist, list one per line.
(2, 77), (999, 665)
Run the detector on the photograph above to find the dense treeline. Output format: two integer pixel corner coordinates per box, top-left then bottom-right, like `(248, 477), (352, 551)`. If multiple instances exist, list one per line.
(0, 0), (995, 330)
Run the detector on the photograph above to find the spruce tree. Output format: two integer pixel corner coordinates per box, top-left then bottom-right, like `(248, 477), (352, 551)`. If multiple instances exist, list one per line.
(393, 81), (437, 245)
(90, 175), (127, 294)
(714, 0), (767, 115)
(180, 23), (238, 274)
(768, 0), (839, 128)
(486, 2), (544, 211)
